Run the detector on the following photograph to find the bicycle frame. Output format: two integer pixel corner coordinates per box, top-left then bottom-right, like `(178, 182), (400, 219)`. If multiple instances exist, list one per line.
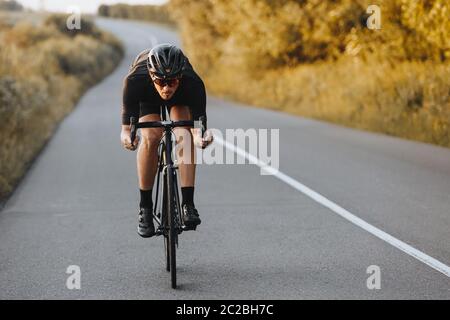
(153, 123), (183, 237)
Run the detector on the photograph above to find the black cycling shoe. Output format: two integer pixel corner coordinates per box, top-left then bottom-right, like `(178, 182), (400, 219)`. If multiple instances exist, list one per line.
(182, 204), (201, 229)
(137, 207), (155, 238)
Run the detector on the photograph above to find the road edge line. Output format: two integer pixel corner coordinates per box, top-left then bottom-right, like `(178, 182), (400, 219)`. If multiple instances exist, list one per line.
(215, 136), (450, 278)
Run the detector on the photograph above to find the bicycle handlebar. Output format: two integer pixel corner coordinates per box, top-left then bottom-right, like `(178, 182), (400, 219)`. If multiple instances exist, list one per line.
(130, 116), (207, 147)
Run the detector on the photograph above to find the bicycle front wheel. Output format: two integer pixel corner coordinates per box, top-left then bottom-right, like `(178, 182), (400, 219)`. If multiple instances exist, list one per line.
(161, 170), (170, 272)
(166, 165), (177, 289)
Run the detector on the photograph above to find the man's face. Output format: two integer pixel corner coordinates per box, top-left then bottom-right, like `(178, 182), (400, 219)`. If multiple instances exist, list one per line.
(151, 74), (181, 100)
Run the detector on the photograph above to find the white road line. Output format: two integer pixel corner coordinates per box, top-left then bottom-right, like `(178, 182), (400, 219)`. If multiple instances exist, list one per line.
(215, 136), (450, 278)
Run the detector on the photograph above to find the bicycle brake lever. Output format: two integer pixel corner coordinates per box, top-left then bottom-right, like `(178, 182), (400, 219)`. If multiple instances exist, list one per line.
(198, 116), (207, 137)
(130, 117), (137, 147)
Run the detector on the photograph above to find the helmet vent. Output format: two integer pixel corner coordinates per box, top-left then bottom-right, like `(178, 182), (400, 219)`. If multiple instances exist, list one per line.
(147, 43), (186, 78)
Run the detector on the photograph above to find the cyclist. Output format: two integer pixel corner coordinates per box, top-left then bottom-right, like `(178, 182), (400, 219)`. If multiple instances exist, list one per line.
(120, 44), (213, 238)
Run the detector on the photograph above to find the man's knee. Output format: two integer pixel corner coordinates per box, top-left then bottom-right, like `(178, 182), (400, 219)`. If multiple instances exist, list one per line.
(140, 129), (162, 150)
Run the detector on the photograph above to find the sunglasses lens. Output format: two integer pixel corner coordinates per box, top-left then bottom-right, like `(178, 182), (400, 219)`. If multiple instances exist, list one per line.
(153, 77), (179, 87)
(166, 79), (178, 87)
(154, 78), (165, 86)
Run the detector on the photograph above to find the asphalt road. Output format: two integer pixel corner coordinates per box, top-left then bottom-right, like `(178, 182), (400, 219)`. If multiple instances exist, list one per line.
(0, 18), (449, 299)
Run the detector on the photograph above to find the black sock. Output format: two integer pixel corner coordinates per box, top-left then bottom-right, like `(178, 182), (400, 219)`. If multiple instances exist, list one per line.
(139, 189), (153, 209)
(181, 187), (195, 206)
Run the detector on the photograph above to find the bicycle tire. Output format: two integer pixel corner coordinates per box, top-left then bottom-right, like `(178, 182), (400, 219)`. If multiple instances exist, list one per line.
(159, 143), (170, 273)
(163, 187), (170, 273)
(159, 142), (171, 273)
(167, 165), (177, 289)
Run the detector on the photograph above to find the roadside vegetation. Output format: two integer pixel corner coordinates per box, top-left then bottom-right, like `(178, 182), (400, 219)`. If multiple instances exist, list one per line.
(100, 0), (450, 148)
(0, 12), (124, 200)
(0, 0), (22, 11)
(98, 3), (175, 27)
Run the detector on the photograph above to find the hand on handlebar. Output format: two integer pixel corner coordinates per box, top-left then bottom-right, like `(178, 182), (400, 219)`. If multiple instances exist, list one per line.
(193, 128), (214, 149)
(121, 127), (140, 151)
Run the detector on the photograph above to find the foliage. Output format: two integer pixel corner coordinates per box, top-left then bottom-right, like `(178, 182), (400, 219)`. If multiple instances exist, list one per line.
(168, 0), (450, 147)
(98, 3), (175, 27)
(0, 14), (124, 199)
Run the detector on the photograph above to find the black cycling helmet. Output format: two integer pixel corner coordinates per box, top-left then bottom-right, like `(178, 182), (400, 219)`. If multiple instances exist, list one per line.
(147, 44), (186, 79)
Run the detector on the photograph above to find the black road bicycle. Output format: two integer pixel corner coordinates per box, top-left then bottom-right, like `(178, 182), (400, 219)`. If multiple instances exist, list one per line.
(130, 107), (205, 289)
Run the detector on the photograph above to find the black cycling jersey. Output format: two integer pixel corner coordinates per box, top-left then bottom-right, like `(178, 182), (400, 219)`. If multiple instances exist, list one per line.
(121, 49), (207, 125)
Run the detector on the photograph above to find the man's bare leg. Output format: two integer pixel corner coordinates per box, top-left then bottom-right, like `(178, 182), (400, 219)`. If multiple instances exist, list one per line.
(137, 114), (163, 190)
(135, 113), (162, 237)
(170, 105), (196, 188)
(170, 105), (201, 227)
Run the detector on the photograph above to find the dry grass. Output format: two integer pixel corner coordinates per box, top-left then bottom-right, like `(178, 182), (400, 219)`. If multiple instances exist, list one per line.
(0, 13), (124, 200)
(209, 57), (449, 146)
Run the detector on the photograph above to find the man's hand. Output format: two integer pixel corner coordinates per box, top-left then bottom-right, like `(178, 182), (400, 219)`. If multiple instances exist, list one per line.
(121, 126), (140, 151)
(192, 128), (214, 149)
